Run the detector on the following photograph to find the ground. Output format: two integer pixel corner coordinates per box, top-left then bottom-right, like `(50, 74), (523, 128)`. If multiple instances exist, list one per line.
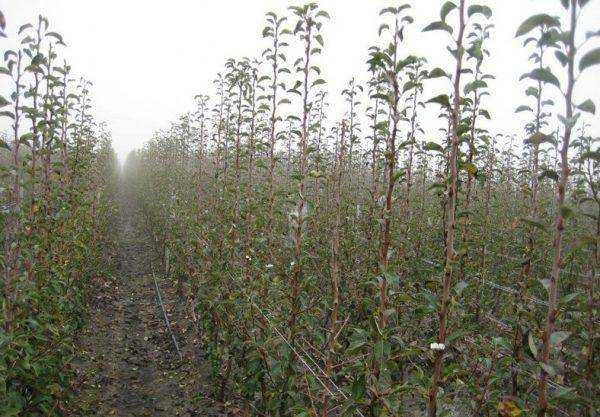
(66, 191), (227, 417)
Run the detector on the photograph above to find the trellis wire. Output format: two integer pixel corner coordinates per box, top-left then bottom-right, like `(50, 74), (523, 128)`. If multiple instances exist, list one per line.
(245, 293), (367, 417)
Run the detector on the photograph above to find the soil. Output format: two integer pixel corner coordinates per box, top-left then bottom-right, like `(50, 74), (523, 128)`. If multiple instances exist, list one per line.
(66, 191), (228, 417)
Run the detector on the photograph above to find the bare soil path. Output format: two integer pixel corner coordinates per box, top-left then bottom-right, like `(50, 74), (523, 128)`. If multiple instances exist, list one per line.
(66, 190), (224, 417)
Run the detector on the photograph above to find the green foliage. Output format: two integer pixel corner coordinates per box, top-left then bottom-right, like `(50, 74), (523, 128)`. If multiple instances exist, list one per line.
(423, 21), (453, 34)
(515, 14), (560, 37)
(2, 1), (596, 417)
(123, 1), (599, 415)
(577, 99), (596, 114)
(521, 67), (560, 88)
(426, 94), (451, 108)
(0, 14), (118, 417)
(579, 47), (600, 72)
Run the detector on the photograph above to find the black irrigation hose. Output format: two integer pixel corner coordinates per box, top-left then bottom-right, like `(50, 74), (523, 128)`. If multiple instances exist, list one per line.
(150, 264), (183, 361)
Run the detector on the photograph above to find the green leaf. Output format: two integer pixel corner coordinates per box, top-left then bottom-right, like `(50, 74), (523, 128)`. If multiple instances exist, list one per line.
(515, 105), (533, 113)
(457, 123), (470, 137)
(424, 141), (444, 152)
(526, 86), (539, 98)
(0, 110), (14, 119)
(20, 133), (35, 143)
(526, 132), (554, 146)
(558, 113), (581, 128)
(0, 95), (9, 107)
(540, 362), (556, 376)
(392, 170), (405, 182)
(428, 67), (448, 78)
(312, 78), (326, 87)
(555, 50), (568, 67)
(440, 1), (457, 21)
(383, 270), (401, 290)
(316, 10), (331, 19)
(550, 331), (570, 346)
(525, 67), (560, 88)
(555, 386), (577, 400)
(559, 204), (574, 219)
(467, 42), (484, 61)
(446, 330), (468, 344)
(579, 47), (600, 72)
(422, 292), (439, 308)
(467, 5), (492, 19)
(351, 375), (366, 399)
(378, 23), (390, 36)
(515, 14), (560, 37)
(18, 23), (33, 34)
(464, 80), (487, 94)
(46, 31), (65, 45)
(396, 55), (418, 73)
(528, 332), (538, 360)
(479, 109), (491, 119)
(374, 339), (390, 362)
(403, 80), (416, 93)
(561, 292), (579, 303)
(371, 93), (393, 106)
(397, 4), (411, 14)
(315, 34), (324, 47)
(580, 150), (600, 163)
(0, 139), (10, 150)
(586, 29), (600, 39)
(426, 94), (450, 108)
(422, 21), (453, 34)
(380, 7), (396, 16)
(577, 99), (596, 114)
(347, 336), (367, 353)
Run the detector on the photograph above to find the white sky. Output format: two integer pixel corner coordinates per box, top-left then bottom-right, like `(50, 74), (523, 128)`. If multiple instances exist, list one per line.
(1, 0), (599, 160)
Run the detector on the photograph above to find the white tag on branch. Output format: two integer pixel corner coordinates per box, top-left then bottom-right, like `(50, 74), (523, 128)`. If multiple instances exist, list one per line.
(430, 342), (445, 351)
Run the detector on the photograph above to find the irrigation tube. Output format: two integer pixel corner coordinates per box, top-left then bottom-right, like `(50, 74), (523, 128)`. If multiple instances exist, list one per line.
(242, 290), (367, 417)
(151, 267), (183, 361)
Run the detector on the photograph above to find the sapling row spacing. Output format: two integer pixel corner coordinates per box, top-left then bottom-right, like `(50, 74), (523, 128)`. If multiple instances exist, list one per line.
(1, 2), (599, 416)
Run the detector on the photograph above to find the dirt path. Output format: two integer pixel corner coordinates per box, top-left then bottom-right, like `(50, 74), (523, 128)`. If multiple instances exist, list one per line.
(67, 192), (224, 417)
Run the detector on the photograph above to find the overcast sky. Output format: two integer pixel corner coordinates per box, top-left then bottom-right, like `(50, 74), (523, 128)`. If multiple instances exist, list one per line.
(1, 1), (599, 160)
